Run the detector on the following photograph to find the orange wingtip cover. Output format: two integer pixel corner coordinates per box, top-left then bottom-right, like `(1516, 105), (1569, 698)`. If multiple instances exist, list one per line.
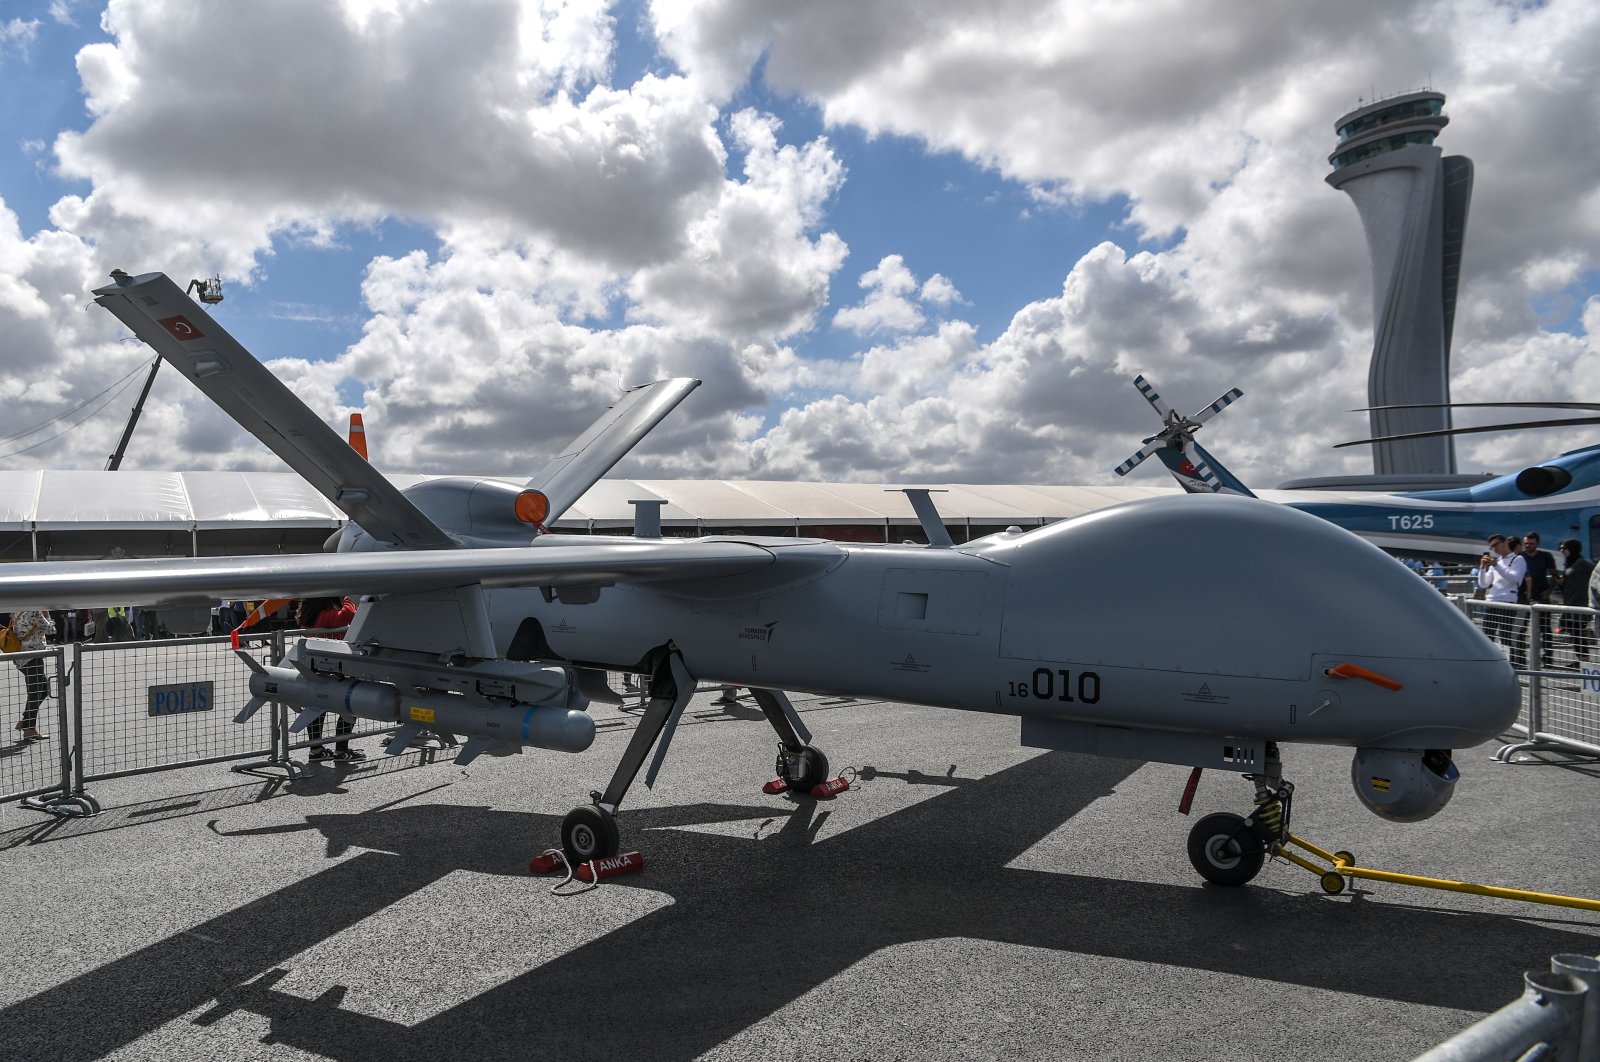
(515, 490), (550, 526)
(1325, 663), (1404, 691)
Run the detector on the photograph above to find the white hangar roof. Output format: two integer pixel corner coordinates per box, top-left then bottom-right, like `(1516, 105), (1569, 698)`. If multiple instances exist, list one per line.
(0, 469), (1181, 559)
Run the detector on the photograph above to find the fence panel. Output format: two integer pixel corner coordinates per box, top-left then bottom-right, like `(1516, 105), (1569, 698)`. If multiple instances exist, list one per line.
(0, 647), (71, 808)
(1456, 597), (1600, 761)
(76, 633), (278, 784)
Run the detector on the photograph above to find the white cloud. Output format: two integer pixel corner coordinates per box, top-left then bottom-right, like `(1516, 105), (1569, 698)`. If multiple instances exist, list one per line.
(920, 274), (962, 306)
(0, 16), (40, 58)
(833, 254), (923, 336)
(627, 109), (847, 341)
(55, 0), (724, 271)
(646, 0), (1600, 486)
(6, 0), (1600, 498)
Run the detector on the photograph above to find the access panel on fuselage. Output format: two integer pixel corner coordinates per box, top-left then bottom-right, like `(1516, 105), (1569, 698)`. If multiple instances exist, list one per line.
(875, 568), (987, 636)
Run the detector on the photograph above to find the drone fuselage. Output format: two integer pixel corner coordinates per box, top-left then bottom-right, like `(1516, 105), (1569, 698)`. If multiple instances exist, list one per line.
(488, 495), (1516, 760)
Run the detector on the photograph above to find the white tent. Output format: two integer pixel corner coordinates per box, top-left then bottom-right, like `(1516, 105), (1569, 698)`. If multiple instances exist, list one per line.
(0, 470), (1182, 559)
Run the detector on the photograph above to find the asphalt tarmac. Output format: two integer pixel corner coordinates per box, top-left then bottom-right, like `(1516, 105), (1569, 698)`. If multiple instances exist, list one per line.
(2, 687), (1598, 1061)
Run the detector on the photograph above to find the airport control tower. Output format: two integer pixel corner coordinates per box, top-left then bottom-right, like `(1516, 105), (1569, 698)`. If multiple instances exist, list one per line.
(1327, 89), (1473, 477)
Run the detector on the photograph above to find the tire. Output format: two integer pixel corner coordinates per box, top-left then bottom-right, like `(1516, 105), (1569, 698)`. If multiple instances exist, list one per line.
(1187, 812), (1265, 886)
(784, 746), (829, 793)
(561, 805), (620, 863)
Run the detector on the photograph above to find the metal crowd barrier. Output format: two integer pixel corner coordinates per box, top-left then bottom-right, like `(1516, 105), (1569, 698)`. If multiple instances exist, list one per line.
(0, 646), (80, 815)
(1, 629), (407, 818)
(1453, 597), (1600, 762)
(1416, 953), (1600, 1061)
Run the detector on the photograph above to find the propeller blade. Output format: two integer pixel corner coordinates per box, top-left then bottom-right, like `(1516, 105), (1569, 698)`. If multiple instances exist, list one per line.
(1113, 440), (1163, 477)
(1353, 401), (1600, 413)
(1191, 387), (1243, 426)
(1133, 375), (1173, 418)
(1182, 442), (1223, 492)
(1335, 415), (1600, 448)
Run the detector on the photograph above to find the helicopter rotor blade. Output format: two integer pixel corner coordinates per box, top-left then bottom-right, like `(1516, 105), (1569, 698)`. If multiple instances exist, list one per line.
(1352, 401), (1600, 413)
(1132, 374), (1174, 419)
(1335, 416), (1600, 448)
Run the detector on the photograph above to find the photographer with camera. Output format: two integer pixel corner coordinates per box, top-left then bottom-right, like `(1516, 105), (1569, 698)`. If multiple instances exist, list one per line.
(1478, 534), (1528, 669)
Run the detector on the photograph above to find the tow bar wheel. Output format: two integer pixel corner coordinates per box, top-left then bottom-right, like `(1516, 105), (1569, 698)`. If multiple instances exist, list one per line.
(1187, 811), (1265, 886)
(562, 805), (620, 863)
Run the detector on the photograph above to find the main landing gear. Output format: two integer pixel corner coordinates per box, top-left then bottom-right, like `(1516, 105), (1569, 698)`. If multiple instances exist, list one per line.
(1186, 741), (1293, 888)
(556, 653), (828, 863)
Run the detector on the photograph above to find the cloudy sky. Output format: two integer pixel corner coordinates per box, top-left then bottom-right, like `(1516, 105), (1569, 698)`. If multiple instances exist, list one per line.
(0, 0), (1597, 488)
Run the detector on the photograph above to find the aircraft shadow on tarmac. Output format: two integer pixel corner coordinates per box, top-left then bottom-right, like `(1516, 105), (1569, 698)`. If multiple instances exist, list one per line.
(0, 751), (441, 851)
(4, 752), (1599, 1062)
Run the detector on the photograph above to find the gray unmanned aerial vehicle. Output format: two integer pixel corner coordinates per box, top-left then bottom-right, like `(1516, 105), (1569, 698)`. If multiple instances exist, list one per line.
(0, 271), (1520, 887)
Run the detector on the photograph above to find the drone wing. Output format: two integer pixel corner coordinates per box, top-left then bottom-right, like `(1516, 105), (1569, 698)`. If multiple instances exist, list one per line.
(0, 537), (834, 611)
(93, 271), (454, 550)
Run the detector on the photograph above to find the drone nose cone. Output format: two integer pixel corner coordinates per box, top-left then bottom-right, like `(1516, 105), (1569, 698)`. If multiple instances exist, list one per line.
(1460, 660), (1522, 742)
(1360, 656), (1520, 750)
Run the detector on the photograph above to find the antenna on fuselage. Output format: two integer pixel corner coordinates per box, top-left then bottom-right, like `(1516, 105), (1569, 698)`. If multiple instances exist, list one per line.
(887, 488), (954, 548)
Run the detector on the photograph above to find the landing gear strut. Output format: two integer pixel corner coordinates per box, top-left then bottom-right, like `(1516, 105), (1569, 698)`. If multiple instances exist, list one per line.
(1187, 742), (1293, 887)
(559, 651), (692, 862)
(749, 687), (827, 794)
(558, 655), (831, 863)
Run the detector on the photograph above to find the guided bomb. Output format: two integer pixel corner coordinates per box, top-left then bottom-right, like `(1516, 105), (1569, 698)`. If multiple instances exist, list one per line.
(235, 652), (595, 760)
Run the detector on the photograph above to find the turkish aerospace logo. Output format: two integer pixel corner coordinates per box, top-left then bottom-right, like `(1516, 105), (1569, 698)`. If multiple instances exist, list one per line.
(738, 622), (778, 644)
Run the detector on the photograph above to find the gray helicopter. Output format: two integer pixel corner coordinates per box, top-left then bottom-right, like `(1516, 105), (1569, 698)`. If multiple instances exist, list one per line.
(0, 271), (1520, 887)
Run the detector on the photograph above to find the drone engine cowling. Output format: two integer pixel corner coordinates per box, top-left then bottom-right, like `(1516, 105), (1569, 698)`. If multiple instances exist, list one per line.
(1351, 747), (1459, 822)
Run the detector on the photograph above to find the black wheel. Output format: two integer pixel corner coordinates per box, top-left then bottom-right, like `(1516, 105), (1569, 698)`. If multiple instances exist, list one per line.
(561, 805), (620, 863)
(1320, 871), (1347, 895)
(1187, 812), (1266, 886)
(1333, 850), (1355, 867)
(783, 746), (829, 793)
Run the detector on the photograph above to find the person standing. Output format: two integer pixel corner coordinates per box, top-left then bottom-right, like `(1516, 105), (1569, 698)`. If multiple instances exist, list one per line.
(104, 606), (133, 642)
(1478, 535), (1528, 669)
(296, 596), (363, 761)
(1522, 532), (1559, 668)
(1558, 539), (1596, 665)
(10, 608), (56, 741)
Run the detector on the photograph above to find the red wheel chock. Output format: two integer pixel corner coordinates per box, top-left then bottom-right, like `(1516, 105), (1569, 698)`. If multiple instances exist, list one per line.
(762, 775), (852, 799)
(530, 850), (644, 883)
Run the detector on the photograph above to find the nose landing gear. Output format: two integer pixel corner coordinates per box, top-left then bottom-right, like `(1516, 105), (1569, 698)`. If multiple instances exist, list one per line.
(1186, 742), (1293, 887)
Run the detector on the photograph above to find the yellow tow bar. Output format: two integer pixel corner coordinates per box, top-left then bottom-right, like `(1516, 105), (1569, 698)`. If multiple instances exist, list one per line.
(1277, 834), (1600, 913)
